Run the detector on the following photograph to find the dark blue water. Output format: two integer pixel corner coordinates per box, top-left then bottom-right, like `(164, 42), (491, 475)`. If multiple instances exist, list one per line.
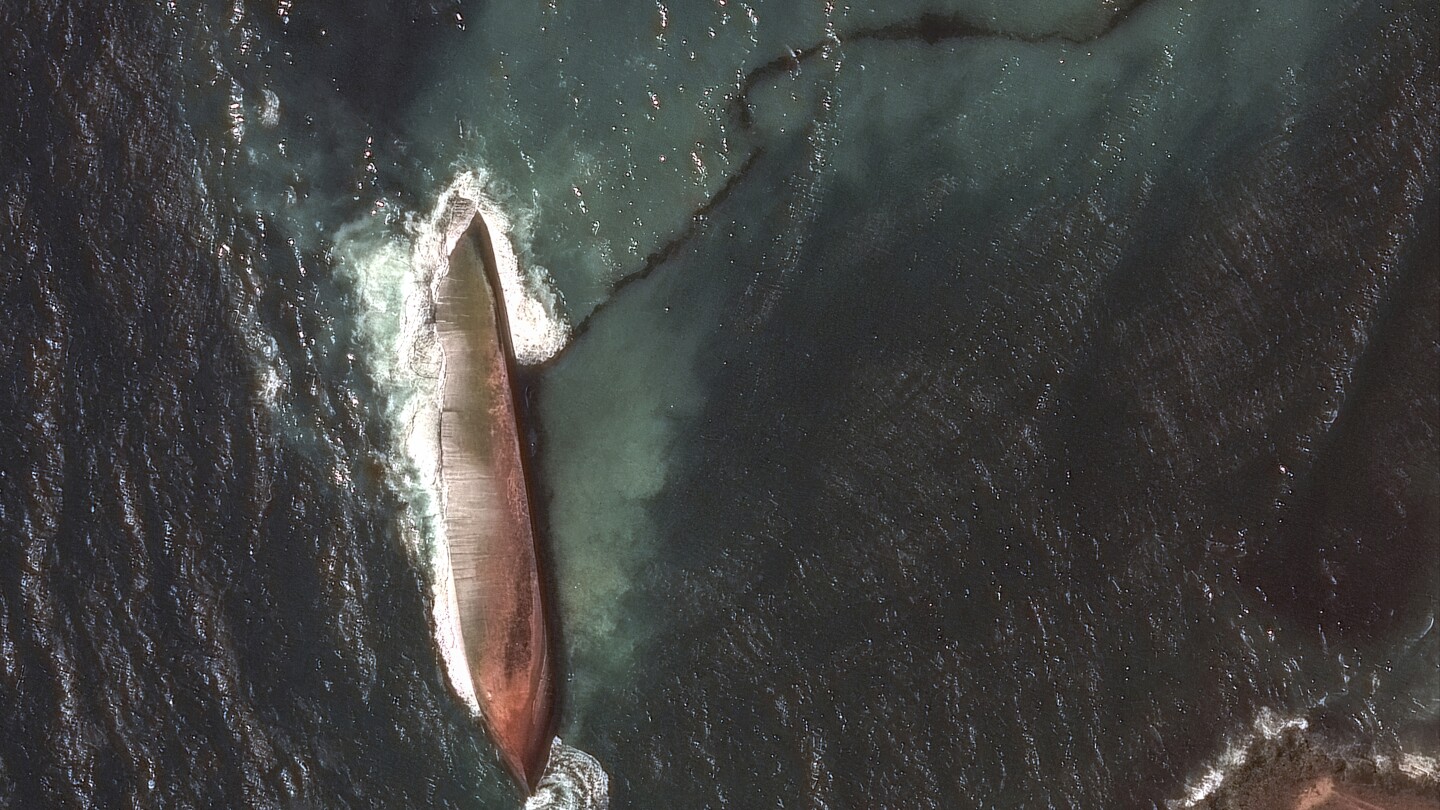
(1, 1), (1436, 808)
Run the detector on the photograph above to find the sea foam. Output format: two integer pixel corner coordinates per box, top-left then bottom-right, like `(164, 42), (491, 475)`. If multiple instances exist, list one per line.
(334, 171), (606, 803)
(1168, 709), (1309, 808)
(335, 169), (569, 711)
(524, 740), (610, 810)
(1169, 707), (1440, 808)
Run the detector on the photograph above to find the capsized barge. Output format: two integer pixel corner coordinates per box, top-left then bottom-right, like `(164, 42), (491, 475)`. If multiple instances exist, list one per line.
(435, 214), (555, 791)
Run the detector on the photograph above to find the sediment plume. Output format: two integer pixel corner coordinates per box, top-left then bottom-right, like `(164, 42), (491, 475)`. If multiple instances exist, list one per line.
(435, 213), (556, 791)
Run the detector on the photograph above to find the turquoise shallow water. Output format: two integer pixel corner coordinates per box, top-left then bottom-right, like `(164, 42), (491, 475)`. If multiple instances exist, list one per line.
(1, 0), (1435, 807)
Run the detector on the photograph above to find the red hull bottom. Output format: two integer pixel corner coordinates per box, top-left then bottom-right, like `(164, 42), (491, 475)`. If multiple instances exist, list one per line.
(436, 215), (555, 791)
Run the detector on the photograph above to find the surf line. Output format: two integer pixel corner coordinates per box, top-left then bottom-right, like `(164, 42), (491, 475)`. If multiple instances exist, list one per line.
(556, 0), (1153, 356)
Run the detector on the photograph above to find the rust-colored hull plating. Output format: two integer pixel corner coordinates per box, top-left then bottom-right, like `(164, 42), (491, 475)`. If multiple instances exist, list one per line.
(436, 215), (555, 792)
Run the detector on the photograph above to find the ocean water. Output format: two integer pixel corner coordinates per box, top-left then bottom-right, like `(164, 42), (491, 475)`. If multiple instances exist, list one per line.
(1, 1), (1436, 808)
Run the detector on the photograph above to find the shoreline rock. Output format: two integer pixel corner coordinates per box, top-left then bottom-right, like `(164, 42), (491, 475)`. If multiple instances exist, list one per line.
(1188, 728), (1439, 810)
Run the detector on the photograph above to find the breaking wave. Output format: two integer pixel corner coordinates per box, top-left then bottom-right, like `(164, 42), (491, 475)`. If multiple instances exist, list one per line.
(524, 740), (610, 810)
(1169, 708), (1440, 808)
(1169, 709), (1311, 808)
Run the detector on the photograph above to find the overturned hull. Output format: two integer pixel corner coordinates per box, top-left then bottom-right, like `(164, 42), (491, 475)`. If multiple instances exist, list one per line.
(435, 215), (555, 791)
